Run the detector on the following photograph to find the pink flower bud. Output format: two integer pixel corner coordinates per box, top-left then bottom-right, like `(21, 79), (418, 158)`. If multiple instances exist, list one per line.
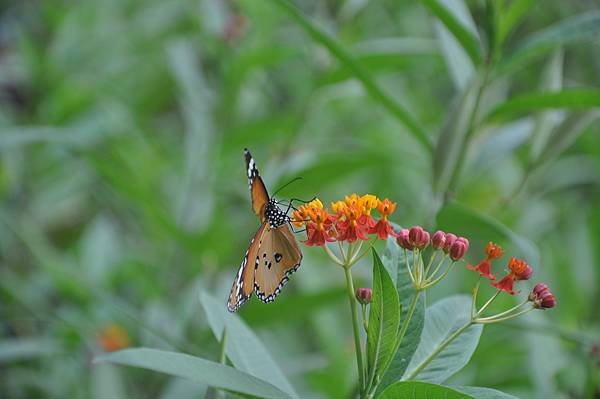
(449, 240), (468, 261)
(456, 237), (470, 252)
(443, 233), (457, 253)
(409, 226), (430, 250)
(431, 230), (446, 250)
(529, 283), (557, 309)
(396, 229), (413, 250)
(355, 288), (372, 305)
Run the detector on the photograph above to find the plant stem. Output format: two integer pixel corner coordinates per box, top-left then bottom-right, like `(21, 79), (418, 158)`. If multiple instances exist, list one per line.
(425, 254), (448, 282)
(471, 277), (481, 318)
(324, 244), (344, 265)
(361, 303), (369, 333)
(475, 307), (534, 323)
(404, 249), (415, 284)
(421, 262), (455, 289)
(476, 299), (528, 321)
(343, 266), (365, 394)
(476, 289), (501, 316)
(405, 321), (473, 380)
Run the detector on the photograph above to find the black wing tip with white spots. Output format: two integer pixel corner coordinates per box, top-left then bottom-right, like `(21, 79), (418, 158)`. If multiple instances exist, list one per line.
(254, 261), (302, 304)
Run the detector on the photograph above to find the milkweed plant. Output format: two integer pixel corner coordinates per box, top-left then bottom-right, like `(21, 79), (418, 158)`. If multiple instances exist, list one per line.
(97, 194), (556, 399)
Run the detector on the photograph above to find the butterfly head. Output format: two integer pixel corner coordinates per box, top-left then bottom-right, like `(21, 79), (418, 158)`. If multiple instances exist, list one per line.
(264, 198), (290, 229)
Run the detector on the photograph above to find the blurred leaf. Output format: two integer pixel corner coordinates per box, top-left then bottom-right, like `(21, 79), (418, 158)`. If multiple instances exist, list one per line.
(92, 364), (127, 399)
(535, 111), (600, 165)
(497, 0), (535, 46)
(269, 0), (432, 152)
(529, 49), (564, 161)
(242, 287), (346, 326)
(0, 338), (60, 362)
(366, 249), (401, 390)
(422, 0), (482, 66)
(378, 238), (425, 393)
(485, 89), (600, 123)
(95, 348), (292, 399)
(454, 386), (519, 398)
(379, 381), (473, 398)
(199, 292), (298, 399)
(432, 79), (481, 198)
(159, 378), (206, 399)
(499, 11), (600, 73)
(403, 295), (483, 383)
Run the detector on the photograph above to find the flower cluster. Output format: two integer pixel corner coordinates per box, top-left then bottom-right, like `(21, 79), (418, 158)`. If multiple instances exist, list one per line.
(467, 242), (534, 295)
(467, 242), (556, 325)
(397, 227), (469, 261)
(397, 227), (469, 290)
(292, 194), (398, 246)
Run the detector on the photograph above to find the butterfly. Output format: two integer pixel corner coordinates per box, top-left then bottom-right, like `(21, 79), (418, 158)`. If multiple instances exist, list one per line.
(227, 149), (303, 312)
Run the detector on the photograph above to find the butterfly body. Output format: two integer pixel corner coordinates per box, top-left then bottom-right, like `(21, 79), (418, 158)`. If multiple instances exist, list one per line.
(227, 149), (302, 312)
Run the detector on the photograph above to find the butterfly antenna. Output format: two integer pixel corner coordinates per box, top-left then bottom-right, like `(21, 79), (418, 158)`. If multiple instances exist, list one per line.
(272, 176), (303, 197)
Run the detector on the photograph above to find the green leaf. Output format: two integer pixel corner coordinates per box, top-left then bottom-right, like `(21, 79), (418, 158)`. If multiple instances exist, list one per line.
(499, 11), (600, 73)
(535, 111), (600, 165)
(432, 78), (481, 197)
(0, 338), (60, 362)
(268, 0), (432, 153)
(529, 49), (564, 161)
(95, 348), (293, 399)
(497, 0), (535, 46)
(366, 249), (401, 391)
(421, 0), (482, 67)
(377, 238), (425, 393)
(403, 295), (483, 383)
(92, 364), (127, 399)
(379, 381), (474, 398)
(454, 386), (520, 398)
(199, 292), (298, 398)
(485, 89), (600, 123)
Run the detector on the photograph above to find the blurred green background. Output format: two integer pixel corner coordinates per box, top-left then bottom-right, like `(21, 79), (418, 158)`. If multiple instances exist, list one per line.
(1, 0), (599, 398)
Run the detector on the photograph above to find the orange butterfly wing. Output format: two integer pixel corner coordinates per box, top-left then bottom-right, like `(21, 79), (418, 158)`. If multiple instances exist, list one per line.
(245, 149), (269, 220)
(227, 223), (268, 312)
(254, 224), (302, 303)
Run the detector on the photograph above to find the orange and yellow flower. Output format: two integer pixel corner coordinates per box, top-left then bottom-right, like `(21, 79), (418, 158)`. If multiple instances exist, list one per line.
(293, 194), (399, 245)
(97, 324), (130, 352)
(368, 198), (398, 239)
(492, 257), (533, 295)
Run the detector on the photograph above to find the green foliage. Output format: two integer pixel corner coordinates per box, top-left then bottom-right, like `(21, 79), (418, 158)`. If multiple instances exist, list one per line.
(403, 296), (483, 383)
(365, 250), (400, 392)
(379, 381), (472, 398)
(1, 0), (598, 397)
(96, 348), (290, 399)
(377, 238), (425, 393)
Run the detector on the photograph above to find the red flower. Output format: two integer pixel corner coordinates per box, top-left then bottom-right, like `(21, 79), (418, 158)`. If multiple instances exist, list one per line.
(485, 242), (504, 259)
(303, 208), (335, 246)
(508, 257), (532, 281)
(467, 241), (501, 279)
(367, 198), (398, 240)
(493, 274), (517, 295)
(369, 218), (396, 240)
(467, 258), (496, 280)
(336, 205), (370, 243)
